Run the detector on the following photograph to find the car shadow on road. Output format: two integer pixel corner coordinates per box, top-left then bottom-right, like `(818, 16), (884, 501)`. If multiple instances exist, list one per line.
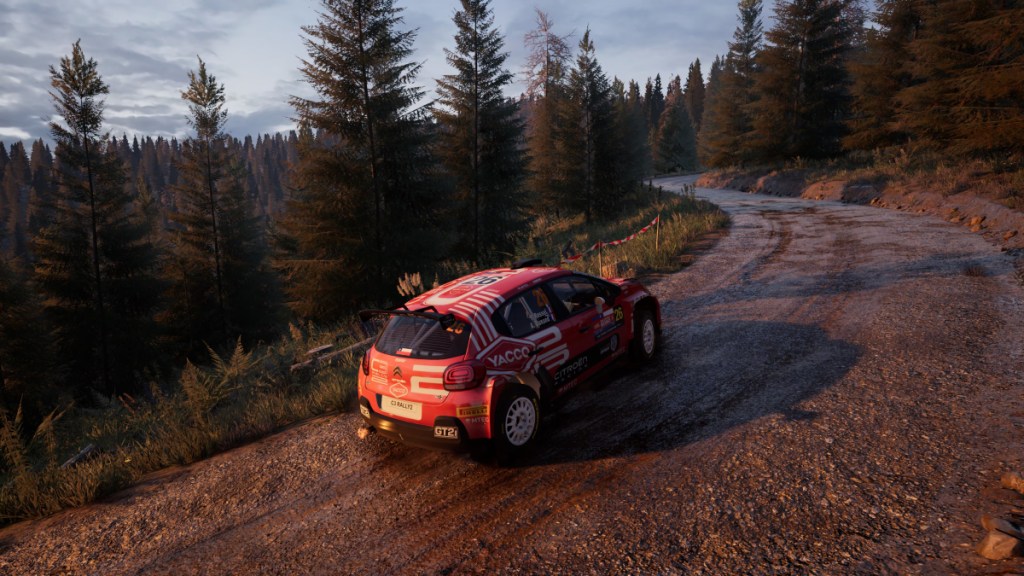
(524, 320), (861, 466)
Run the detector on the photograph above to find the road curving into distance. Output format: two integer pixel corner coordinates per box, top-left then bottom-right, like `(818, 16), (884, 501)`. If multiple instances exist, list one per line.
(2, 175), (1023, 575)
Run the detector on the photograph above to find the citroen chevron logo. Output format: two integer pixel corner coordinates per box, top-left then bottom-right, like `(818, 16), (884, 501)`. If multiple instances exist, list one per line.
(392, 366), (402, 378)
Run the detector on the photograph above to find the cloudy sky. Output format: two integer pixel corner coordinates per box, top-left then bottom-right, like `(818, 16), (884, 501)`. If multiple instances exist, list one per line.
(1, 0), (743, 145)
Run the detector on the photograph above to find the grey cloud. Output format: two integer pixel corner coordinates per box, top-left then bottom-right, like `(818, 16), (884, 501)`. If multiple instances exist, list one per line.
(0, 100), (52, 142)
(3, 0), (739, 146)
(226, 102), (299, 139)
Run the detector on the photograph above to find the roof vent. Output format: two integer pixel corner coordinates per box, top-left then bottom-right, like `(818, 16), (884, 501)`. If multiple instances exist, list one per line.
(511, 258), (544, 269)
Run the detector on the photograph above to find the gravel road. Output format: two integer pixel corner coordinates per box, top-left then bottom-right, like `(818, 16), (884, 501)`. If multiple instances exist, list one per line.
(2, 176), (1023, 575)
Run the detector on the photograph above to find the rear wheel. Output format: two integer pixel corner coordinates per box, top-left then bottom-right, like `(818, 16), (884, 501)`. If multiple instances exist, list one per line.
(493, 386), (540, 465)
(630, 307), (658, 363)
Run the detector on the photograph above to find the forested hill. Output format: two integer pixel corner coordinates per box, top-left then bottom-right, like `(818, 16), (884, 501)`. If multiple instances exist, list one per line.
(0, 133), (296, 258)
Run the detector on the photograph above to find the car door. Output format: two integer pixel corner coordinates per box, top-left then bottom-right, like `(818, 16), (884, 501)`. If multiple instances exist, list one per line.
(545, 275), (628, 394)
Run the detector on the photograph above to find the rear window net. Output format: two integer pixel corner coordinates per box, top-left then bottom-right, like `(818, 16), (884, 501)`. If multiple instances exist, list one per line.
(375, 316), (471, 359)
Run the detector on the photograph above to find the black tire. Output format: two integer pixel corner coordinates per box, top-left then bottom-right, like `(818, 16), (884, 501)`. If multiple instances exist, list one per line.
(492, 386), (540, 465)
(630, 307), (658, 363)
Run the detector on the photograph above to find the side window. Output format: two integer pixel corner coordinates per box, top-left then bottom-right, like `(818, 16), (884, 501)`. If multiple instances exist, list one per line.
(548, 278), (577, 314)
(494, 287), (556, 338)
(548, 276), (602, 315)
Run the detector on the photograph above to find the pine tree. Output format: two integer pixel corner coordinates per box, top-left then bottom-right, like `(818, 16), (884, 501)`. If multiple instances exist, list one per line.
(614, 79), (651, 189)
(523, 9), (572, 217)
(750, 0), (855, 161)
(683, 59), (706, 134)
(435, 0), (528, 265)
(1, 142), (30, 258)
(559, 28), (615, 221)
(896, 0), (1024, 156)
(283, 0), (444, 320)
(28, 139), (55, 244)
(648, 74), (666, 133)
(165, 58), (280, 353)
(701, 55), (725, 126)
(34, 41), (162, 396)
(0, 143), (8, 180)
(698, 0), (763, 167)
(654, 75), (699, 173)
(844, 0), (919, 151)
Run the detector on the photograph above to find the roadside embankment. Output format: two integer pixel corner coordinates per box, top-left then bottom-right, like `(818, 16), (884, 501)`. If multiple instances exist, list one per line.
(697, 169), (1024, 254)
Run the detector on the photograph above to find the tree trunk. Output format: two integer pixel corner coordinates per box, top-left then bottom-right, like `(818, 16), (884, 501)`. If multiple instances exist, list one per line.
(83, 134), (112, 396)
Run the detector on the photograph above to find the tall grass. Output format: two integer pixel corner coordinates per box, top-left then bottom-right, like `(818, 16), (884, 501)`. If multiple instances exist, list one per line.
(521, 189), (728, 277)
(0, 187), (728, 525)
(0, 323), (361, 524)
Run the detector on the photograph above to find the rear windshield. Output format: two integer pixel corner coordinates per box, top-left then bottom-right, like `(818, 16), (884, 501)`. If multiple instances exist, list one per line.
(374, 316), (471, 359)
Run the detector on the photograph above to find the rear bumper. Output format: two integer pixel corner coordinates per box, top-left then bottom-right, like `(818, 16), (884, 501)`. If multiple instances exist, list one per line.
(359, 397), (475, 452)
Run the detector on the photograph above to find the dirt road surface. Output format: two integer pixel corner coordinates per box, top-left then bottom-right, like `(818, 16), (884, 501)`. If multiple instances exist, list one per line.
(2, 176), (1023, 575)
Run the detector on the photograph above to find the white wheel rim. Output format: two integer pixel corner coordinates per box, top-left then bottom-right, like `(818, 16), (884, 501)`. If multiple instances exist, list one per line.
(642, 318), (656, 356)
(503, 397), (537, 447)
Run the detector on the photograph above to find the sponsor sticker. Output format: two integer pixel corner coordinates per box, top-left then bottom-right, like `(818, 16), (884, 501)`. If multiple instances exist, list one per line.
(389, 380), (409, 398)
(457, 405), (489, 418)
(370, 359), (388, 384)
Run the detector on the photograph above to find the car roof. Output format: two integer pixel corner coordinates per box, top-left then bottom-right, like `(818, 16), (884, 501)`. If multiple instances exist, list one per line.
(405, 266), (570, 316)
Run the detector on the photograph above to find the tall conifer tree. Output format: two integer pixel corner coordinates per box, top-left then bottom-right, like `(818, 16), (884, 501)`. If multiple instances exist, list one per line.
(523, 9), (572, 217)
(698, 0), (763, 167)
(614, 79), (651, 190)
(654, 75), (698, 173)
(845, 0), (920, 151)
(750, 0), (855, 161)
(896, 0), (1024, 156)
(166, 58), (279, 352)
(683, 59), (706, 134)
(435, 0), (527, 265)
(35, 41), (162, 396)
(560, 29), (615, 222)
(1, 143), (30, 258)
(284, 0), (443, 320)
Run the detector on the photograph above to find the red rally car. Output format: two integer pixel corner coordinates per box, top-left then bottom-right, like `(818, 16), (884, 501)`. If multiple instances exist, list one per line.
(357, 259), (660, 461)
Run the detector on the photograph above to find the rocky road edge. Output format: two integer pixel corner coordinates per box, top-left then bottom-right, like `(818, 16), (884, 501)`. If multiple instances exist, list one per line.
(696, 170), (1024, 258)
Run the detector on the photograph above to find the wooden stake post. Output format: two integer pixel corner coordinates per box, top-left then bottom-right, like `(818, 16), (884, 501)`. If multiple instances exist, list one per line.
(656, 213), (661, 252)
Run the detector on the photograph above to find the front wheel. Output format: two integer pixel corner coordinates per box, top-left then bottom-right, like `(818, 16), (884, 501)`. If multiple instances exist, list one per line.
(630, 308), (658, 363)
(493, 387), (540, 465)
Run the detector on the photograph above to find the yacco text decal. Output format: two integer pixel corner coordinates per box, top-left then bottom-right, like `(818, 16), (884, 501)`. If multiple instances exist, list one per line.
(487, 344), (533, 368)
(477, 336), (536, 371)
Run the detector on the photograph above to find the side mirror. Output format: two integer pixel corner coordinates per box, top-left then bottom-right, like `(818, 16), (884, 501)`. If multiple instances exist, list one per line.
(594, 296), (606, 312)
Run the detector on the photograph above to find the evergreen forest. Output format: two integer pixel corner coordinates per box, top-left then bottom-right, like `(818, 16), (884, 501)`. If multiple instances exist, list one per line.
(1, 0), (1022, 434)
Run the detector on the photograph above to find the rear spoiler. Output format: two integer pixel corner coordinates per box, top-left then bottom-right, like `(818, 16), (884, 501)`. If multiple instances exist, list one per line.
(357, 306), (457, 329)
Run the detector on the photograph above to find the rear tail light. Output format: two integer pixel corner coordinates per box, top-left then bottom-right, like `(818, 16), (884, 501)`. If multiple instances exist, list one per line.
(443, 361), (486, 391)
(361, 350), (371, 376)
